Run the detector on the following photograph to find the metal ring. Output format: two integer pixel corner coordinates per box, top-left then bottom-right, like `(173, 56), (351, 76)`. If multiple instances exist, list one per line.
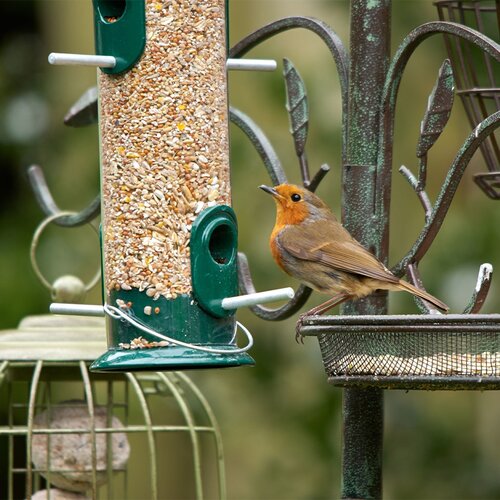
(30, 211), (101, 293)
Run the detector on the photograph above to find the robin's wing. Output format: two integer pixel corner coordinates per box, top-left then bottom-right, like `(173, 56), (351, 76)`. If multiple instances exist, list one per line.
(278, 219), (399, 284)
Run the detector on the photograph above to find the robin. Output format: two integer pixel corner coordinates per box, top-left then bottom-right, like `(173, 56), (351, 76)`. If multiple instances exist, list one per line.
(260, 183), (448, 342)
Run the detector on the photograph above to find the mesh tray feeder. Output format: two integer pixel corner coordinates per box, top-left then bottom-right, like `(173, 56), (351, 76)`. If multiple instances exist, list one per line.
(301, 314), (500, 390)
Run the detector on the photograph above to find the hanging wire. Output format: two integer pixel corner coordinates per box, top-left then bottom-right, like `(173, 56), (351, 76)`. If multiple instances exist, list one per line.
(104, 304), (254, 355)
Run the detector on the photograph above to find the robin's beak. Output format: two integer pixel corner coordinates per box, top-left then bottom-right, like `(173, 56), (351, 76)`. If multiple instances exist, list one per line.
(259, 185), (279, 198)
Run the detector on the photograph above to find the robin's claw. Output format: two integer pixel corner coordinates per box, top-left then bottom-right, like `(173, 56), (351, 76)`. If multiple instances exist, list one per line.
(295, 313), (308, 344)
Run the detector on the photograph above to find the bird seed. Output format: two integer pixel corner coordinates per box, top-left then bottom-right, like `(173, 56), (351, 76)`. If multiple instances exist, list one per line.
(99, 0), (230, 302)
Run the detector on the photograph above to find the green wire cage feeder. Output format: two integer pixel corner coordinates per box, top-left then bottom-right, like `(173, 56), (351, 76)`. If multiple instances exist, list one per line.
(0, 314), (226, 500)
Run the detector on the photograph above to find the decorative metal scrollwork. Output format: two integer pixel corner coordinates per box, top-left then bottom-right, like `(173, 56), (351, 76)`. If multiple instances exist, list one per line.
(27, 14), (499, 320)
(231, 16), (499, 318)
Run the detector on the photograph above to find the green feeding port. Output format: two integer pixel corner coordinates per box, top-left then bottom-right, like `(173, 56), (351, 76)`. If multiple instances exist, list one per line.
(191, 205), (239, 318)
(92, 0), (146, 74)
(98, 0), (126, 20)
(209, 223), (236, 266)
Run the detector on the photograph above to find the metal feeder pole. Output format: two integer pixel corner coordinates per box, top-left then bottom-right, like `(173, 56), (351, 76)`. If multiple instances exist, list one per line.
(341, 1), (391, 498)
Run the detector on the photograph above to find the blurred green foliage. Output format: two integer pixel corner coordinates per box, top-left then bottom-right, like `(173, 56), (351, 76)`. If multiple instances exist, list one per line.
(0, 1), (499, 499)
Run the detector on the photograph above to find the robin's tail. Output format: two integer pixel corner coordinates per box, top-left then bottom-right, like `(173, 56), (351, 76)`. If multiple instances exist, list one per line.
(397, 280), (449, 312)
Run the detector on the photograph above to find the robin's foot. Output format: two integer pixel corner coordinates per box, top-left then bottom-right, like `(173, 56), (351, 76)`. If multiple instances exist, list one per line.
(295, 313), (309, 344)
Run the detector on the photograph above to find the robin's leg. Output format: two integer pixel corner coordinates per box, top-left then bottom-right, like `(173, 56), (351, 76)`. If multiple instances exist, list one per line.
(296, 294), (351, 343)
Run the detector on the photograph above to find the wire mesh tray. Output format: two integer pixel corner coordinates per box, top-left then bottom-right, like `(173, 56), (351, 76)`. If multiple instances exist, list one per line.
(300, 314), (500, 390)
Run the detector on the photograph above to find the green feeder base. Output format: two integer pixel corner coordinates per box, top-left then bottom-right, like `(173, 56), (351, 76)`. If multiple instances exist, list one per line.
(90, 345), (255, 372)
(89, 291), (254, 372)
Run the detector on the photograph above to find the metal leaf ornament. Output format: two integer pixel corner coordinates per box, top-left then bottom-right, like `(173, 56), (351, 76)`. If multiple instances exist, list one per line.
(283, 58), (309, 157)
(416, 59), (455, 158)
(64, 86), (98, 127)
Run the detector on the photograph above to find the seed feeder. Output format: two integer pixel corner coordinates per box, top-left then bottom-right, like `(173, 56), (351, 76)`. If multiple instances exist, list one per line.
(0, 214), (228, 499)
(46, 0), (288, 371)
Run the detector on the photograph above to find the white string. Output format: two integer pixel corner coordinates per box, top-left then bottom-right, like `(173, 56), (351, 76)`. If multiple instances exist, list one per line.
(103, 304), (253, 355)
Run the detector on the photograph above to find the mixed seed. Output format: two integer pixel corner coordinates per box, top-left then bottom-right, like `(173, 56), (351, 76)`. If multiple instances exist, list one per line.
(336, 352), (500, 376)
(99, 0), (230, 301)
(119, 337), (169, 350)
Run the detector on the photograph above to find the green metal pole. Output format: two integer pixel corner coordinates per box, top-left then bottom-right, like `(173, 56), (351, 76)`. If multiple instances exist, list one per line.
(341, 1), (391, 498)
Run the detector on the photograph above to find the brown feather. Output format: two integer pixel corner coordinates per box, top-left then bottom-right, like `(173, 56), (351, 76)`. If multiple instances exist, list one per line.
(279, 219), (399, 284)
(397, 280), (449, 312)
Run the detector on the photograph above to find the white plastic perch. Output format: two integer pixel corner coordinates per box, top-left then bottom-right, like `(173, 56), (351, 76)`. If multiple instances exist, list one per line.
(50, 303), (106, 317)
(221, 287), (294, 310)
(48, 53), (116, 68)
(50, 287), (295, 317)
(226, 58), (277, 71)
(48, 52), (276, 72)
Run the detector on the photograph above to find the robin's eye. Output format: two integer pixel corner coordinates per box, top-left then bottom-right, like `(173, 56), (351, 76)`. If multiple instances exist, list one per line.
(291, 193), (301, 202)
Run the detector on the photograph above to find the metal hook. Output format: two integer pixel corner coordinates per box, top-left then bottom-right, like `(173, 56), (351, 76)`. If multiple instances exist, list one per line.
(305, 164), (331, 193)
(463, 263), (493, 314)
(31, 211), (101, 294)
(27, 165), (101, 227)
